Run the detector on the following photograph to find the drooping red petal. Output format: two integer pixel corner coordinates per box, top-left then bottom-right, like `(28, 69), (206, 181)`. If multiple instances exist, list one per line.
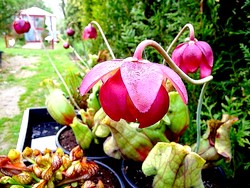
(196, 41), (214, 68)
(79, 60), (123, 95)
(23, 21), (31, 33)
(199, 56), (213, 78)
(99, 70), (137, 122)
(157, 64), (188, 104)
(183, 42), (202, 73)
(178, 61), (189, 75)
(172, 43), (187, 67)
(120, 61), (163, 113)
(82, 24), (97, 39)
(138, 85), (169, 128)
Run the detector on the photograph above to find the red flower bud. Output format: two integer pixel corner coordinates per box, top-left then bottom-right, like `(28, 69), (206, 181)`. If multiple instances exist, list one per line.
(82, 24), (97, 40)
(63, 42), (70, 49)
(66, 28), (75, 36)
(13, 18), (31, 34)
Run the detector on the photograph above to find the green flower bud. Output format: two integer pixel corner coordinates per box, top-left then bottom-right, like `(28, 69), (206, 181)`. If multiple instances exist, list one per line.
(70, 118), (94, 149)
(46, 89), (76, 125)
(103, 136), (122, 159)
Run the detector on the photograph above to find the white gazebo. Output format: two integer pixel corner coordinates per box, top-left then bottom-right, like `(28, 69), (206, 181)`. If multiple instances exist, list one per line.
(19, 7), (57, 48)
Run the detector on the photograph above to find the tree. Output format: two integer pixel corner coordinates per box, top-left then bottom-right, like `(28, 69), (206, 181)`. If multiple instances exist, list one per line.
(0, 0), (50, 34)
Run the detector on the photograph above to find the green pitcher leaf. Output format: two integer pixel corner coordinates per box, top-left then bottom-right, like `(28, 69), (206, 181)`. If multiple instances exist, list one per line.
(103, 136), (122, 159)
(92, 108), (111, 138)
(104, 118), (154, 161)
(192, 139), (220, 162)
(70, 117), (93, 149)
(194, 115), (238, 163)
(215, 115), (238, 162)
(95, 124), (110, 138)
(141, 121), (169, 145)
(142, 142), (205, 188)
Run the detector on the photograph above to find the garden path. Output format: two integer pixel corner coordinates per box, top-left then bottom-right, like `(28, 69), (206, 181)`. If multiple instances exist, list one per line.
(0, 55), (39, 118)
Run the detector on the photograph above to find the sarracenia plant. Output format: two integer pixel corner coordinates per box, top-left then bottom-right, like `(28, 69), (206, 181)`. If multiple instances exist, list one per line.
(0, 146), (102, 187)
(79, 22), (236, 188)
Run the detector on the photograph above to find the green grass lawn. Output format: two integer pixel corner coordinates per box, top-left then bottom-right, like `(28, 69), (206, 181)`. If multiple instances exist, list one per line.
(0, 37), (82, 155)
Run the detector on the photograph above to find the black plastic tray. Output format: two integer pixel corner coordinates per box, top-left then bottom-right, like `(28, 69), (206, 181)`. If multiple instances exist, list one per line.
(16, 107), (129, 187)
(16, 107), (64, 152)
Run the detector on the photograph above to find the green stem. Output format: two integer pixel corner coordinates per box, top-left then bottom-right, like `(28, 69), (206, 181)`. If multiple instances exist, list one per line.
(82, 40), (88, 61)
(25, 14), (81, 111)
(91, 20), (116, 59)
(134, 39), (213, 85)
(30, 172), (41, 182)
(43, 49), (81, 110)
(194, 82), (209, 153)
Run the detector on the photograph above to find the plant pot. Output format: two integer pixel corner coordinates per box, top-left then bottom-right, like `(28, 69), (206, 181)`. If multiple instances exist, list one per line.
(90, 160), (125, 188)
(121, 160), (227, 188)
(3, 160), (125, 188)
(16, 107), (64, 152)
(121, 160), (153, 188)
(55, 126), (110, 160)
(16, 107), (129, 187)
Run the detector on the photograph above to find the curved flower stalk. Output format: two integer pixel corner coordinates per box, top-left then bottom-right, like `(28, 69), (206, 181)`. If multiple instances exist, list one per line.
(134, 39), (213, 85)
(160, 24), (214, 152)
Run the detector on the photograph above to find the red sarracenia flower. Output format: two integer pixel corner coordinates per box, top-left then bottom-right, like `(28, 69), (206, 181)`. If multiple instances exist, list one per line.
(172, 37), (213, 78)
(13, 18), (31, 34)
(80, 57), (187, 128)
(82, 24), (97, 40)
